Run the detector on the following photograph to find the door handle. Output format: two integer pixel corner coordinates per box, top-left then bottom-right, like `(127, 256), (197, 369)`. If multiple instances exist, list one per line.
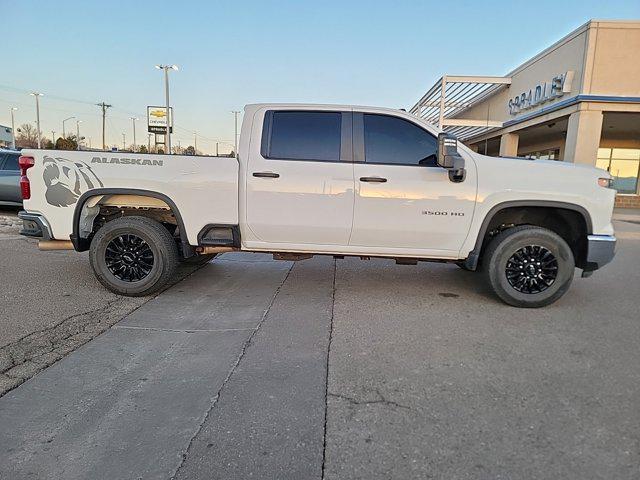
(253, 172), (280, 178)
(359, 176), (387, 183)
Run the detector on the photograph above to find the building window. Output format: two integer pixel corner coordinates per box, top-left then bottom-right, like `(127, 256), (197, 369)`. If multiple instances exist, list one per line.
(596, 148), (640, 194)
(522, 149), (560, 160)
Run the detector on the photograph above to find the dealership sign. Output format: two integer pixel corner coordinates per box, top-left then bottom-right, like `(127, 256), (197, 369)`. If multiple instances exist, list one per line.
(508, 71), (574, 116)
(147, 106), (173, 134)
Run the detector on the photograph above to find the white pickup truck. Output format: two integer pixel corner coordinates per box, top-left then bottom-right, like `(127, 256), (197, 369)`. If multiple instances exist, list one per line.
(18, 103), (616, 307)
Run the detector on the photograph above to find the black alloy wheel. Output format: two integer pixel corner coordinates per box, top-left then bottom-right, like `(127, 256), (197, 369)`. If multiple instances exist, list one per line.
(105, 234), (155, 282)
(505, 245), (558, 294)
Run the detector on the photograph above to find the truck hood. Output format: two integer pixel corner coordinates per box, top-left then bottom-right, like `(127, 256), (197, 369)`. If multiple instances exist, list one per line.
(492, 156), (610, 176)
(498, 157), (606, 172)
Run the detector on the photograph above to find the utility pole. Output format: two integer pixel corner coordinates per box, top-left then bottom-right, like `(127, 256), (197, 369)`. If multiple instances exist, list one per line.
(155, 64), (178, 154)
(130, 117), (138, 152)
(96, 102), (112, 150)
(215, 142), (219, 156)
(122, 133), (126, 151)
(232, 111), (240, 158)
(30, 92), (43, 148)
(10, 107), (17, 149)
(193, 132), (197, 152)
(76, 120), (82, 150)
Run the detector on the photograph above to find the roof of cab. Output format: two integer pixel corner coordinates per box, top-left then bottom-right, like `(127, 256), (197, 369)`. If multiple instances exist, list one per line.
(244, 103), (408, 114)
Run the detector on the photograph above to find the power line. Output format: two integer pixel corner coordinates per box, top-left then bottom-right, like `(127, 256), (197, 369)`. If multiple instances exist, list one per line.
(1, 84), (234, 153)
(0, 84), (97, 106)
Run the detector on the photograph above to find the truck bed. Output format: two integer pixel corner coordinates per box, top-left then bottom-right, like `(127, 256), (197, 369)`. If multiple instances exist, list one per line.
(21, 150), (239, 245)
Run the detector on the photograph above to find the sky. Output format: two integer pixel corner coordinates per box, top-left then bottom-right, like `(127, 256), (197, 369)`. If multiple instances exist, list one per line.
(2, 0), (639, 154)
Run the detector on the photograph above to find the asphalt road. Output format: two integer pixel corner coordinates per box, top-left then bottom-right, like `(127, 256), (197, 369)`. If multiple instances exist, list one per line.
(0, 212), (146, 348)
(0, 208), (198, 394)
(0, 210), (638, 479)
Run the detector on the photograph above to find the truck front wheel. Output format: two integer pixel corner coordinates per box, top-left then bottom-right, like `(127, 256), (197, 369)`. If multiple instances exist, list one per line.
(89, 216), (179, 297)
(481, 225), (575, 308)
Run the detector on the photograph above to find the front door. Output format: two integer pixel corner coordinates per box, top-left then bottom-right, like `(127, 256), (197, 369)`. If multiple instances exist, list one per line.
(245, 109), (354, 246)
(349, 113), (476, 256)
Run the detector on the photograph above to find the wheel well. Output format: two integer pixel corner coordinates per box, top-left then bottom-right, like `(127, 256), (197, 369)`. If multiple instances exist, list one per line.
(73, 191), (193, 257)
(477, 206), (589, 269)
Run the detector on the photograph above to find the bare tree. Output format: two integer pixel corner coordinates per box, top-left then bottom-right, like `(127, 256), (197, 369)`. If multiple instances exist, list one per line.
(15, 123), (40, 148)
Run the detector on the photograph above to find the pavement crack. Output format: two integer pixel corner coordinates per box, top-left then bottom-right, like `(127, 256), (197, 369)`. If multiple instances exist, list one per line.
(112, 325), (255, 334)
(169, 262), (295, 480)
(321, 259), (337, 480)
(0, 262), (207, 397)
(327, 389), (411, 410)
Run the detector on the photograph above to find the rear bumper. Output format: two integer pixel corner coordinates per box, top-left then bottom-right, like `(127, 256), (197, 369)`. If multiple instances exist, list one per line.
(585, 234), (616, 271)
(18, 211), (52, 240)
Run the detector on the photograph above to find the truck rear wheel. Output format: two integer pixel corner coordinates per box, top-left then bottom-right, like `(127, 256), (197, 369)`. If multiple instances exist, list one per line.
(481, 225), (575, 308)
(89, 216), (179, 297)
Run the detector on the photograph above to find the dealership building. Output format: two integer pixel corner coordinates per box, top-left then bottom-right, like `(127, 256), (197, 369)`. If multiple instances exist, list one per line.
(411, 20), (640, 208)
(0, 124), (13, 148)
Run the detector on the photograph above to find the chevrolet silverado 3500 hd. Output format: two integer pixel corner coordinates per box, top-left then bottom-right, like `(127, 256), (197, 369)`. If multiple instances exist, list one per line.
(17, 104), (616, 307)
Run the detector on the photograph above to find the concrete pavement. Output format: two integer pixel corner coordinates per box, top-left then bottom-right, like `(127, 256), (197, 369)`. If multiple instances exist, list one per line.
(0, 208), (200, 395)
(0, 253), (296, 479)
(325, 218), (640, 479)
(0, 218), (638, 479)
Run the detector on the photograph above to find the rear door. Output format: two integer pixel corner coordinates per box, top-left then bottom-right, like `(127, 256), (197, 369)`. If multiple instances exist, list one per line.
(0, 153), (21, 204)
(245, 109), (354, 246)
(350, 112), (476, 255)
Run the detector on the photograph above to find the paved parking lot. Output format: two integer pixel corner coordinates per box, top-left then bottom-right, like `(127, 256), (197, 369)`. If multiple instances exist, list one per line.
(0, 211), (638, 479)
(0, 208), (199, 395)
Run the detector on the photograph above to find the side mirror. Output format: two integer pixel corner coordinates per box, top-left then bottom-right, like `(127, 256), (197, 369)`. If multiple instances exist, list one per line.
(437, 133), (466, 183)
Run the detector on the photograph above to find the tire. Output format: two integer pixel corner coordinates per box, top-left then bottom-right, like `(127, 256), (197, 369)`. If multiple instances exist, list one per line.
(481, 225), (575, 308)
(89, 216), (180, 297)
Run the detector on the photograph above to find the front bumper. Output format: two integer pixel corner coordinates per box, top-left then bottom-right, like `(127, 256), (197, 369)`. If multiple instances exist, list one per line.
(18, 211), (52, 240)
(585, 234), (616, 272)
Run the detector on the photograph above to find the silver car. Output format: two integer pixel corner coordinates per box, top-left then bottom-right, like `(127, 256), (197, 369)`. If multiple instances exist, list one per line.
(0, 150), (21, 206)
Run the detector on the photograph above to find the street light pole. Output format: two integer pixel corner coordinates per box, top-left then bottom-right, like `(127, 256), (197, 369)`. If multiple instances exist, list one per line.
(30, 92), (43, 148)
(193, 132), (197, 152)
(76, 120), (83, 150)
(10, 107), (17, 149)
(155, 64), (178, 154)
(51, 130), (55, 146)
(122, 133), (126, 151)
(130, 117), (138, 152)
(231, 111), (240, 158)
(62, 116), (75, 138)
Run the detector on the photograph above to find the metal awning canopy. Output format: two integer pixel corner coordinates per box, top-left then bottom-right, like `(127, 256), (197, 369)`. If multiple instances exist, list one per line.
(409, 75), (511, 140)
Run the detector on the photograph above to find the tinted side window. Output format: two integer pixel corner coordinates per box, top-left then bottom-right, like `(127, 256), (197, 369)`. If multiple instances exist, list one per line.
(2, 154), (19, 171)
(364, 114), (437, 166)
(267, 111), (341, 161)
